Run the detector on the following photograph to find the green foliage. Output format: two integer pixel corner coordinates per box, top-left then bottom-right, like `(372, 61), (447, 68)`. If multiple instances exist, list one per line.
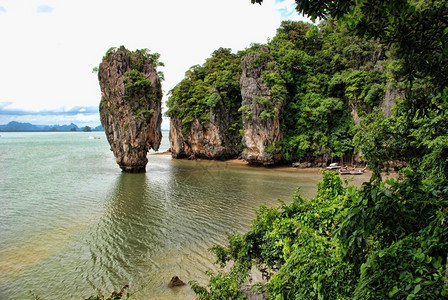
(190, 266), (249, 300)
(279, 91), (355, 160)
(356, 221), (448, 299)
(251, 0), (448, 170)
(166, 47), (243, 143)
(259, 110), (273, 121)
(128, 48), (164, 80)
(264, 144), (278, 154)
(167, 19), (387, 162)
(195, 169), (448, 299)
(262, 20), (384, 162)
(189, 1), (448, 299)
(334, 169), (448, 299)
(355, 97), (448, 182)
(206, 93), (221, 107)
(238, 105), (252, 120)
(256, 0), (448, 116)
(261, 69), (288, 105)
(267, 227), (355, 299)
(104, 47), (117, 59)
(343, 69), (385, 112)
(101, 46), (164, 93)
(244, 45), (272, 69)
(192, 172), (360, 299)
(124, 69), (152, 100)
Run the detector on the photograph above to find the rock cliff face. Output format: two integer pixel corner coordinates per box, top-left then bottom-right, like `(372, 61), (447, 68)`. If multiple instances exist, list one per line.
(170, 96), (239, 159)
(240, 47), (284, 165)
(381, 79), (403, 117)
(98, 46), (162, 173)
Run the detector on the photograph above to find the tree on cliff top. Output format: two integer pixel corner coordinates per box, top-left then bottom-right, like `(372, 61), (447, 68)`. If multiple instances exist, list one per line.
(252, 0), (448, 95)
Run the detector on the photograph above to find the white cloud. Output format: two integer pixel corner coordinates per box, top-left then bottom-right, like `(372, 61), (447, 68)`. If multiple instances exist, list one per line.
(36, 4), (55, 13)
(0, 0), (310, 126)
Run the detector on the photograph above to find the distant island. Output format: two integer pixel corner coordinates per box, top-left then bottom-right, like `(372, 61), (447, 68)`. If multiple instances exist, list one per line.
(0, 121), (103, 132)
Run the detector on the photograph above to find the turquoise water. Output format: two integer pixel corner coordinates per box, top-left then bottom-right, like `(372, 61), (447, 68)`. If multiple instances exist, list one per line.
(0, 132), (367, 299)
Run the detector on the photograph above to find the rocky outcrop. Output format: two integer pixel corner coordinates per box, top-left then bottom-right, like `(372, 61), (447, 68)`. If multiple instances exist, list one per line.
(240, 47), (284, 165)
(98, 46), (162, 173)
(168, 276), (186, 288)
(169, 90), (240, 160)
(381, 79), (403, 117)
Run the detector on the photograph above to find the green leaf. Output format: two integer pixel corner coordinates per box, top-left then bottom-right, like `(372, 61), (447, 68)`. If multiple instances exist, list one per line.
(413, 284), (421, 294)
(432, 256), (442, 268)
(413, 277), (422, 283)
(389, 285), (399, 297)
(415, 253), (425, 263)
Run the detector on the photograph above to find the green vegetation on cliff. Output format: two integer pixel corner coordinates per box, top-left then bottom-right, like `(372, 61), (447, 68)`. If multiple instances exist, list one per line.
(167, 19), (389, 163)
(265, 20), (386, 161)
(166, 47), (243, 138)
(190, 0), (448, 298)
(123, 49), (164, 106)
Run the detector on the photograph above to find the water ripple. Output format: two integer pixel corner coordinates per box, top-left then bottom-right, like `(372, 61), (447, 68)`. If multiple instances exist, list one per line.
(0, 132), (332, 299)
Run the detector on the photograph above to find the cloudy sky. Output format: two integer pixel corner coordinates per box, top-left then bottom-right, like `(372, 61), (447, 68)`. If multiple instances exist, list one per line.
(0, 0), (308, 128)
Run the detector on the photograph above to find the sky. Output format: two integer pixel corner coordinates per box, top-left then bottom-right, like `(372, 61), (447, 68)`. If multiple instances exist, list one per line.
(0, 0), (309, 129)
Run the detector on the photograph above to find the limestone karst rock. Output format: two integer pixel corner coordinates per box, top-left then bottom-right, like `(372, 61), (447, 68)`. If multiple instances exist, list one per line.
(381, 79), (403, 118)
(98, 46), (162, 172)
(239, 47), (284, 165)
(169, 96), (240, 159)
(167, 48), (242, 160)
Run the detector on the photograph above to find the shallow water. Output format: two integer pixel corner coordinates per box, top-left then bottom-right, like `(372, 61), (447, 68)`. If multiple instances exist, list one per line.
(0, 132), (370, 299)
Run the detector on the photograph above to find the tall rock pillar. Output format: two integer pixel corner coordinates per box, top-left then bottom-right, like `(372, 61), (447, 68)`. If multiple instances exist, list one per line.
(240, 47), (284, 165)
(98, 46), (163, 173)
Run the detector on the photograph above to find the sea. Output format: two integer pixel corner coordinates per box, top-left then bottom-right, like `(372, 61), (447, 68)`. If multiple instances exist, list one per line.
(0, 131), (368, 299)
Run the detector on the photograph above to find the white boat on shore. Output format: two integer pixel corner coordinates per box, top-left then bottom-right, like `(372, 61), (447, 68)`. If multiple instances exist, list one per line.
(326, 163), (341, 170)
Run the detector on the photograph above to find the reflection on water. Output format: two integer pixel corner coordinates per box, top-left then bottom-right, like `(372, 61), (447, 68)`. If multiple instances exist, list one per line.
(0, 133), (370, 299)
(82, 158), (319, 299)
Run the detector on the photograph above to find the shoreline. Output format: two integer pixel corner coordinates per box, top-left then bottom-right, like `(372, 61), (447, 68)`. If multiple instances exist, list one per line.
(150, 152), (401, 186)
(151, 151), (380, 176)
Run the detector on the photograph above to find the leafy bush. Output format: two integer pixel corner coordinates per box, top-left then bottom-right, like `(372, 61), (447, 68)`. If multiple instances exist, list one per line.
(192, 170), (448, 299)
